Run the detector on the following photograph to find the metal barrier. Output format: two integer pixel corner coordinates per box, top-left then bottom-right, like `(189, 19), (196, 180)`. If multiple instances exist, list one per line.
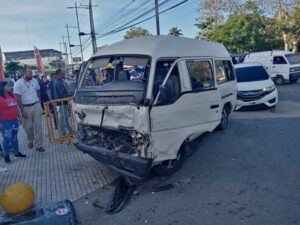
(44, 97), (76, 144)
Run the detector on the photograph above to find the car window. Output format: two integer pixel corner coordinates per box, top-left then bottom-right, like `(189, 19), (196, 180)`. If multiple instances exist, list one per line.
(235, 66), (269, 82)
(273, 56), (287, 65)
(186, 60), (214, 91)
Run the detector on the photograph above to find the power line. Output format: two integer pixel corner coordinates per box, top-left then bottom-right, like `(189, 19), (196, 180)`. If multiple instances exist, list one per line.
(97, 0), (189, 39)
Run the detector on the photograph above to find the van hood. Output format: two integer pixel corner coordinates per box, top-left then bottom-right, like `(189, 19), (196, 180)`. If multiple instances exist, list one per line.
(237, 79), (274, 91)
(73, 103), (150, 134)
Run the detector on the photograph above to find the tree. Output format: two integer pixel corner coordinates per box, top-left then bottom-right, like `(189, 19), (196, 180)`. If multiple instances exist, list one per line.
(5, 61), (23, 81)
(124, 27), (151, 39)
(195, 0), (241, 39)
(209, 1), (283, 52)
(168, 27), (183, 36)
(49, 59), (65, 69)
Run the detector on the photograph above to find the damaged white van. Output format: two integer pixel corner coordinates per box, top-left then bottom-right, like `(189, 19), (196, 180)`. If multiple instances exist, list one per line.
(73, 36), (237, 180)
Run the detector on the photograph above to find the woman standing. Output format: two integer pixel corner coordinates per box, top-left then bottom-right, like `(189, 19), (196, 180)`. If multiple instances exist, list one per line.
(0, 81), (26, 163)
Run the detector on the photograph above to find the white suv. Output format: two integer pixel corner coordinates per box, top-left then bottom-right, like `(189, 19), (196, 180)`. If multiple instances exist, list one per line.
(234, 63), (278, 110)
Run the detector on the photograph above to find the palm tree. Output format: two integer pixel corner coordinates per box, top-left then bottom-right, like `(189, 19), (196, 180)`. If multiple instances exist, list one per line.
(5, 61), (23, 81)
(168, 27), (183, 36)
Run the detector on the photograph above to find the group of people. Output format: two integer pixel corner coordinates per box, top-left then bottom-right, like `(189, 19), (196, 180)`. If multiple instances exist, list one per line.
(0, 65), (73, 164)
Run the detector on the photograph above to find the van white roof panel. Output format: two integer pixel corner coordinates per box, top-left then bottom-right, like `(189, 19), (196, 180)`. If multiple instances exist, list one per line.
(92, 36), (230, 59)
(247, 51), (292, 57)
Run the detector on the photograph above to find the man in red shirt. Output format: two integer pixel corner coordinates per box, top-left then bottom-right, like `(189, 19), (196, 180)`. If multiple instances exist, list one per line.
(0, 81), (26, 163)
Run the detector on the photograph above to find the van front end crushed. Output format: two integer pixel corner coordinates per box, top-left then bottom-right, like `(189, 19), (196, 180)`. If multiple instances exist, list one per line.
(74, 125), (153, 180)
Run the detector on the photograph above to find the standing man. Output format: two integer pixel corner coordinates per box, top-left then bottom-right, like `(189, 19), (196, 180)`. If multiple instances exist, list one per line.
(40, 75), (49, 111)
(53, 69), (72, 136)
(14, 65), (45, 152)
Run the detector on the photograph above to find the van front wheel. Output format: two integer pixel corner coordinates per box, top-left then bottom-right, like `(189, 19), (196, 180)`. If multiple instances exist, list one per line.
(217, 106), (229, 130)
(290, 78), (298, 84)
(275, 76), (285, 85)
(153, 147), (185, 176)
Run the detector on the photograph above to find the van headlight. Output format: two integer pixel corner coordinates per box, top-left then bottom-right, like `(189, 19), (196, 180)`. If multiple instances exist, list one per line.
(290, 68), (296, 72)
(262, 85), (275, 93)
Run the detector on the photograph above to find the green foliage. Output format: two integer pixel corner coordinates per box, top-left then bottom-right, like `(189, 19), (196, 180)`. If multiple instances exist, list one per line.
(124, 27), (151, 39)
(49, 59), (65, 69)
(205, 1), (283, 52)
(5, 61), (23, 80)
(168, 27), (183, 36)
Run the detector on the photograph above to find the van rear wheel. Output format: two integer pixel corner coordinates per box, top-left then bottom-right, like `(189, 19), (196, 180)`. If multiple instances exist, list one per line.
(217, 106), (229, 130)
(153, 146), (185, 176)
(275, 76), (285, 85)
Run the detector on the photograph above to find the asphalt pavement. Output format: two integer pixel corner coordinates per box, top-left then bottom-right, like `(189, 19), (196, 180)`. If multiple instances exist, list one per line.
(74, 82), (300, 225)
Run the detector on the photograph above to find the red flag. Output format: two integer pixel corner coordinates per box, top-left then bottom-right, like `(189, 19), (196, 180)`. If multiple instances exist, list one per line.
(33, 46), (44, 72)
(0, 46), (5, 81)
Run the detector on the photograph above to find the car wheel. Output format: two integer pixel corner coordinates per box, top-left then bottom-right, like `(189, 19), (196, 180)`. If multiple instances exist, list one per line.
(217, 106), (229, 130)
(275, 76), (285, 85)
(290, 78), (298, 84)
(153, 146), (185, 176)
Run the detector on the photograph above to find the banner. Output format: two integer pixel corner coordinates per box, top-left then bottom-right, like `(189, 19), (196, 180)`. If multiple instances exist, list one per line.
(0, 46), (4, 81)
(33, 46), (44, 72)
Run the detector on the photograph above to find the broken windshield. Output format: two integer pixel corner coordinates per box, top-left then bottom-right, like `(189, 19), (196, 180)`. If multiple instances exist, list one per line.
(79, 56), (150, 88)
(75, 56), (151, 105)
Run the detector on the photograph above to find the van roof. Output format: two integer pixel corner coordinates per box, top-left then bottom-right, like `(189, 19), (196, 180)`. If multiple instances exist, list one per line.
(234, 62), (263, 68)
(92, 35), (230, 59)
(247, 50), (292, 57)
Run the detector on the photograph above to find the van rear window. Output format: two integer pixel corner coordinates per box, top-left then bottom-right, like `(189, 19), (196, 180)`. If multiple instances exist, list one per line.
(235, 66), (269, 82)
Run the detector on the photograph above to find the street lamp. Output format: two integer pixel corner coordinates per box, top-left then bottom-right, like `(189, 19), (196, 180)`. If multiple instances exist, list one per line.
(69, 44), (82, 48)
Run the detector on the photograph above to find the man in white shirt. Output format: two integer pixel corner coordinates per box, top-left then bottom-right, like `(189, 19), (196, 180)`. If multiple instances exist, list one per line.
(14, 65), (45, 152)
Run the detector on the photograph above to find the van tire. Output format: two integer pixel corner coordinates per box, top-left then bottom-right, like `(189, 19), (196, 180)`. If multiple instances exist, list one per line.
(275, 76), (285, 85)
(153, 146), (185, 176)
(217, 106), (230, 130)
(290, 78), (298, 84)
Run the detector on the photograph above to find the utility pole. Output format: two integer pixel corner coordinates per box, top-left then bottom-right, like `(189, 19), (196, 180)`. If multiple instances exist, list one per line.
(80, 0), (98, 54)
(67, 3), (84, 61)
(65, 24), (74, 71)
(89, 0), (97, 53)
(154, 0), (160, 35)
(61, 35), (69, 67)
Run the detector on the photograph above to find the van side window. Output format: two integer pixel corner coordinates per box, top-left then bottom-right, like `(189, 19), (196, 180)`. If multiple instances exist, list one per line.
(273, 56), (287, 64)
(159, 65), (181, 103)
(153, 59), (175, 100)
(215, 60), (235, 84)
(186, 60), (214, 91)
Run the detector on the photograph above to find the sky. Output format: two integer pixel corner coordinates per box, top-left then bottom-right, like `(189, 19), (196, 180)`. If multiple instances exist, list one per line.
(0, 0), (200, 61)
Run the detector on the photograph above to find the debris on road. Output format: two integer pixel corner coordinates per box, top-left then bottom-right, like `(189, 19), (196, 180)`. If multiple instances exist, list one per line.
(1, 200), (76, 225)
(105, 177), (136, 214)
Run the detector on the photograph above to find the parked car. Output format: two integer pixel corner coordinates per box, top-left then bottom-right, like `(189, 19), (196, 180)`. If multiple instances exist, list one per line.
(73, 36), (237, 180)
(234, 63), (278, 110)
(243, 51), (300, 85)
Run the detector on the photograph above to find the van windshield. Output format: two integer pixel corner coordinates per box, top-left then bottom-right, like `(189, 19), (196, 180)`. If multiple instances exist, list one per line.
(235, 66), (269, 82)
(75, 55), (150, 105)
(285, 53), (300, 65)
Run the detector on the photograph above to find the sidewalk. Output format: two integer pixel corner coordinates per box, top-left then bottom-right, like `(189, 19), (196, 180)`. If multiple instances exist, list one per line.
(0, 120), (117, 206)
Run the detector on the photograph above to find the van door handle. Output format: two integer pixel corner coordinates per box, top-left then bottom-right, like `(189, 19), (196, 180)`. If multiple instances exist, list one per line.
(272, 66), (275, 68)
(210, 104), (219, 109)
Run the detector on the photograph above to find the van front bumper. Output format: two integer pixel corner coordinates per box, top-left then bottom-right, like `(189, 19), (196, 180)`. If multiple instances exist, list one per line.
(235, 89), (278, 110)
(290, 72), (300, 79)
(74, 142), (153, 180)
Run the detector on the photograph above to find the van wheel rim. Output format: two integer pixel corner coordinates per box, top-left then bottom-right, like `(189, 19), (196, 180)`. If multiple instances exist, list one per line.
(221, 108), (228, 127)
(163, 152), (182, 169)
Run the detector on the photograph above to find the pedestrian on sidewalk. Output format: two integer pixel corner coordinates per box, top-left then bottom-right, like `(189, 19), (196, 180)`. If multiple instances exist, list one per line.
(47, 73), (58, 129)
(0, 81), (26, 163)
(40, 75), (49, 112)
(14, 65), (46, 152)
(53, 69), (72, 136)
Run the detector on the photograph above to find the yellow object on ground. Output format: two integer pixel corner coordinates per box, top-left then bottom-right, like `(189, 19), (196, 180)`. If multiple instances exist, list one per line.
(0, 183), (35, 214)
